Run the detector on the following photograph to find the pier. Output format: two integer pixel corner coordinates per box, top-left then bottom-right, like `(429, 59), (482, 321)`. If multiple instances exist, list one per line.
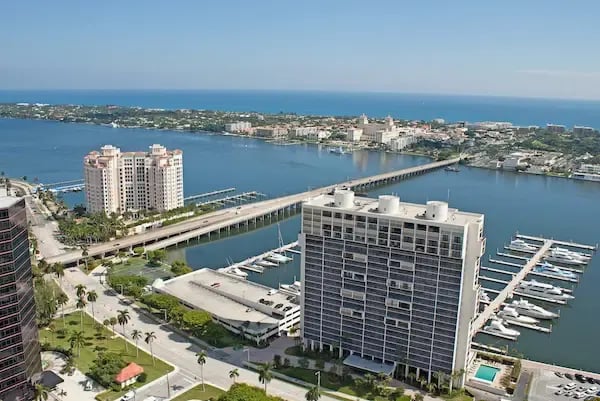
(516, 234), (598, 252)
(196, 191), (265, 208)
(46, 157), (459, 266)
(218, 241), (299, 275)
(472, 240), (553, 333)
(184, 187), (236, 203)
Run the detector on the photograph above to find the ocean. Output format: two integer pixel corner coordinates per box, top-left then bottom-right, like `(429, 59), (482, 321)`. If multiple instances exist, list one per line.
(2, 89), (600, 128)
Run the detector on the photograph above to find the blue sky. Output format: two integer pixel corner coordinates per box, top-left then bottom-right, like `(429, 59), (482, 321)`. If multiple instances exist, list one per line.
(2, 0), (600, 98)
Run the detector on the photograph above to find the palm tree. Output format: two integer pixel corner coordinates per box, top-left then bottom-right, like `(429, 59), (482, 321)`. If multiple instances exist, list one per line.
(425, 382), (437, 394)
(34, 383), (50, 401)
(102, 319), (111, 344)
(56, 293), (68, 326)
(131, 329), (142, 357)
(413, 394), (424, 401)
(407, 371), (417, 384)
(86, 290), (98, 322)
(48, 323), (56, 344)
(75, 297), (87, 331)
(69, 331), (85, 357)
(81, 244), (89, 269)
(229, 368), (239, 384)
(53, 263), (65, 287)
(418, 376), (427, 389)
(305, 386), (320, 401)
(145, 331), (157, 366)
(258, 362), (273, 394)
(196, 351), (207, 391)
(109, 317), (117, 334)
(75, 284), (87, 299)
(117, 309), (131, 351)
(449, 368), (465, 392)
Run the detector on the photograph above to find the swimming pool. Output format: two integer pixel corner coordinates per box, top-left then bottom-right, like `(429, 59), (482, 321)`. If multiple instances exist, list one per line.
(475, 364), (501, 383)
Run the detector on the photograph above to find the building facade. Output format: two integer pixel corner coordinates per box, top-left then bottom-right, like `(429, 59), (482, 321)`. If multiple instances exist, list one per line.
(84, 144), (183, 214)
(255, 127), (289, 140)
(300, 191), (485, 383)
(0, 197), (42, 401)
(224, 122), (252, 132)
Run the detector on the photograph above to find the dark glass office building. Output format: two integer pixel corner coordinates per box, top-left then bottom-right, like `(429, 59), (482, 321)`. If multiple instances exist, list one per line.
(0, 197), (42, 401)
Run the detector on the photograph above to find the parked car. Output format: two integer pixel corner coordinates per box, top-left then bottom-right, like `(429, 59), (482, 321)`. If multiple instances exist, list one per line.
(84, 380), (93, 391)
(121, 391), (135, 401)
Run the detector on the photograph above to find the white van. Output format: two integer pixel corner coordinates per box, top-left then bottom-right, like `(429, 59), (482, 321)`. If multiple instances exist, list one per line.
(564, 382), (577, 390)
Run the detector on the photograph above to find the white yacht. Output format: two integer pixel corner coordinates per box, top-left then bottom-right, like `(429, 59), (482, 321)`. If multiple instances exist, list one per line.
(479, 291), (491, 303)
(553, 247), (590, 261)
(533, 262), (578, 280)
(483, 320), (521, 339)
(280, 281), (302, 295)
(266, 253), (293, 263)
(497, 306), (539, 325)
(517, 280), (574, 301)
(545, 249), (587, 266)
(256, 259), (278, 268)
(224, 266), (248, 278)
(510, 299), (558, 319)
(508, 239), (538, 252)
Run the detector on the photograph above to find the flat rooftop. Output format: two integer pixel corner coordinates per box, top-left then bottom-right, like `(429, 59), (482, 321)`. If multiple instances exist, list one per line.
(0, 196), (21, 209)
(304, 193), (483, 226)
(156, 268), (298, 332)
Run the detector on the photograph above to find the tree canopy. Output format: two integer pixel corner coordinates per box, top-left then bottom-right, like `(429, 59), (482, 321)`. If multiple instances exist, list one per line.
(217, 383), (286, 401)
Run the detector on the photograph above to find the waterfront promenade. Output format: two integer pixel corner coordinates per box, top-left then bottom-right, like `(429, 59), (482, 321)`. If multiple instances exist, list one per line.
(45, 157), (459, 266)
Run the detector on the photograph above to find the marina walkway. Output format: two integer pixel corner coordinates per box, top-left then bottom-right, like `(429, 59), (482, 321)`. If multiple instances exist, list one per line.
(46, 157), (460, 266)
(473, 240), (553, 333)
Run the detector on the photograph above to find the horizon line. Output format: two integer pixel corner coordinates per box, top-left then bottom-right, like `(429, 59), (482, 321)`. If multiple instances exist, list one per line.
(1, 88), (600, 102)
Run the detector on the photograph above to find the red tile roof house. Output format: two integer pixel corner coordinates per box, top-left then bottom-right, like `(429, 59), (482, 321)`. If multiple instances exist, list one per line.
(115, 362), (144, 389)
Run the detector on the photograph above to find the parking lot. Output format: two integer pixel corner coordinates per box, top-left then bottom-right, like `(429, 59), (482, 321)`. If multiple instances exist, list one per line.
(529, 369), (600, 401)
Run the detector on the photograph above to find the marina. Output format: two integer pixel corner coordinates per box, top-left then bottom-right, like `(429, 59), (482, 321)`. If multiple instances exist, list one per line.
(218, 241), (298, 277)
(474, 234), (595, 343)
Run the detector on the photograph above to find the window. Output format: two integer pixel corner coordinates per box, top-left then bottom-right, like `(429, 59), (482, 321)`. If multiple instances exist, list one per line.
(385, 298), (412, 311)
(387, 279), (413, 291)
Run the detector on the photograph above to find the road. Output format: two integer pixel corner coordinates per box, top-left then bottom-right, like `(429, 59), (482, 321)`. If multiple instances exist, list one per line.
(44, 157), (459, 265)
(58, 266), (349, 401)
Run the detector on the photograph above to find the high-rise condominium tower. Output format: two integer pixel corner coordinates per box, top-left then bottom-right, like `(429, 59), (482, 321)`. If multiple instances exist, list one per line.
(300, 190), (485, 384)
(84, 144), (183, 214)
(0, 197), (42, 401)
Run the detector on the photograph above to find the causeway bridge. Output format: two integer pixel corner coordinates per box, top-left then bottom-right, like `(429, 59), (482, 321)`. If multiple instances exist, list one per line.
(46, 157), (460, 266)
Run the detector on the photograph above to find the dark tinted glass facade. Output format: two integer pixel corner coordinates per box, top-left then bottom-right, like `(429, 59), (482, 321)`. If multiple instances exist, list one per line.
(0, 198), (41, 401)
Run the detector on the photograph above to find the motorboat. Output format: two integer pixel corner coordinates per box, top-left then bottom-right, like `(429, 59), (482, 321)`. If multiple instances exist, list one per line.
(545, 249), (587, 266)
(510, 299), (558, 319)
(553, 247), (590, 261)
(266, 252), (293, 263)
(479, 291), (491, 303)
(444, 166), (460, 172)
(221, 266), (248, 278)
(533, 262), (578, 280)
(497, 306), (539, 325)
(508, 239), (538, 252)
(483, 319), (521, 339)
(329, 146), (347, 155)
(517, 280), (574, 301)
(280, 281), (302, 295)
(255, 259), (278, 268)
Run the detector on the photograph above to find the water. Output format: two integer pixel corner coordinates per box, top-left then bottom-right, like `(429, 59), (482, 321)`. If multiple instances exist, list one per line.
(3, 90), (600, 128)
(1, 113), (599, 372)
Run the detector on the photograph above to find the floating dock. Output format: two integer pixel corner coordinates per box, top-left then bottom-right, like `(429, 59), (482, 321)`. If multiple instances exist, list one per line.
(516, 234), (598, 252)
(471, 342), (508, 354)
(219, 241), (298, 276)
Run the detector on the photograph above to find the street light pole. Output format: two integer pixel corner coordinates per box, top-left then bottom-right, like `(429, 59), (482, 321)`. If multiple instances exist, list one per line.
(160, 309), (167, 321)
(315, 371), (321, 393)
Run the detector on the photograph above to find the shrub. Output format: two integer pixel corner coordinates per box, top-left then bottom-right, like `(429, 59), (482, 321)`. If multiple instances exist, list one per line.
(137, 372), (148, 383)
(140, 293), (180, 313)
(273, 354), (282, 368)
(298, 358), (309, 369)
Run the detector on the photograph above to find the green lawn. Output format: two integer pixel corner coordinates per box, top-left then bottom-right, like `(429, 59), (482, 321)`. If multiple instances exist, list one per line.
(170, 384), (225, 401)
(39, 312), (173, 401)
(110, 257), (173, 282)
(275, 366), (352, 390)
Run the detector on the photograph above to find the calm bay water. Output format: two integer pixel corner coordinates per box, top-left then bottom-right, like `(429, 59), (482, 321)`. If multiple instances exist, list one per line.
(3, 89), (600, 128)
(1, 106), (599, 372)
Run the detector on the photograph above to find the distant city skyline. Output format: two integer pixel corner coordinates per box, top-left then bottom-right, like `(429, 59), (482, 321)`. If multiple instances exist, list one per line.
(3, 1), (600, 99)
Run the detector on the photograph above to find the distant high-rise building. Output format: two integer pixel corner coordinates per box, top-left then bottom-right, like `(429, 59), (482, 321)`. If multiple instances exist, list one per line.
(84, 144), (184, 214)
(300, 191), (485, 384)
(0, 197), (42, 401)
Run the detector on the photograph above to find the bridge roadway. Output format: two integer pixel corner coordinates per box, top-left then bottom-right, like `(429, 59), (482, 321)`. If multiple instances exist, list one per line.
(46, 157), (459, 266)
(472, 240), (553, 333)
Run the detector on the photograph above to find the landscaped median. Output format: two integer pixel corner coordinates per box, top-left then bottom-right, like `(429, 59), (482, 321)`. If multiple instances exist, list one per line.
(39, 311), (173, 401)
